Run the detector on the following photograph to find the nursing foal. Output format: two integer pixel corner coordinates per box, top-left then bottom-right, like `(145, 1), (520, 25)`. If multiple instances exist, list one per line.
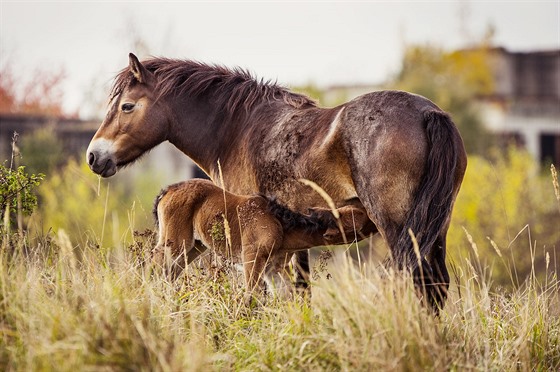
(152, 179), (371, 297)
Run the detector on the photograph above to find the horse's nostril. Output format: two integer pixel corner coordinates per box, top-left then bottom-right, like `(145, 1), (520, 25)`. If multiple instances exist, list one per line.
(88, 152), (95, 166)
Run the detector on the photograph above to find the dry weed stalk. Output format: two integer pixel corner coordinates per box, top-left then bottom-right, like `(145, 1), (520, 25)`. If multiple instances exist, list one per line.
(551, 164), (560, 212)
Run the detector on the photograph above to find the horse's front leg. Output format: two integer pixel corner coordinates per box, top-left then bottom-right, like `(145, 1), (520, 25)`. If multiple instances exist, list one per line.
(264, 253), (296, 299)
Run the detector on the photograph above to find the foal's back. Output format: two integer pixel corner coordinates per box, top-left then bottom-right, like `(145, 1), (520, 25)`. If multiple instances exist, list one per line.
(154, 178), (282, 264)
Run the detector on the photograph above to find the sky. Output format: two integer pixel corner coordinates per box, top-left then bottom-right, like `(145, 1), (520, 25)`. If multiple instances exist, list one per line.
(1, 1), (559, 118)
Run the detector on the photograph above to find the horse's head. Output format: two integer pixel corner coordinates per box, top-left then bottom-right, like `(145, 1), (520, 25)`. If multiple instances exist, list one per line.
(86, 53), (169, 177)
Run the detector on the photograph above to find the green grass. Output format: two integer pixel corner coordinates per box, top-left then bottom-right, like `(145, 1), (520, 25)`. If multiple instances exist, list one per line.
(1, 231), (558, 371)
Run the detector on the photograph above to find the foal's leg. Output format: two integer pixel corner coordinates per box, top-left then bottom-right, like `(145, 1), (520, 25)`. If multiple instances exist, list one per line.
(186, 240), (208, 264)
(241, 244), (271, 304)
(152, 241), (187, 279)
(152, 222), (196, 279)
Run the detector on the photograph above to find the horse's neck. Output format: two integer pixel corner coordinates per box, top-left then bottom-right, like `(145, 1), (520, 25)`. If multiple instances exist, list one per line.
(166, 96), (227, 171)
(169, 97), (290, 192)
(167, 94), (326, 197)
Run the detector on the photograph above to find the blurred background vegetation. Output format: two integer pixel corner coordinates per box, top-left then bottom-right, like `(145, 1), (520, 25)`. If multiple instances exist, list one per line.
(1, 39), (559, 289)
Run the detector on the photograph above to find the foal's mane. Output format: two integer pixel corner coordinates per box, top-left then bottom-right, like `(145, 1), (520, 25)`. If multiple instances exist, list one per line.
(111, 57), (316, 118)
(265, 196), (336, 233)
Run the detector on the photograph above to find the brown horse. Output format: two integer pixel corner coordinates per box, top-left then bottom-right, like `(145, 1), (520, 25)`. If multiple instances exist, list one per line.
(152, 178), (372, 298)
(87, 53), (467, 310)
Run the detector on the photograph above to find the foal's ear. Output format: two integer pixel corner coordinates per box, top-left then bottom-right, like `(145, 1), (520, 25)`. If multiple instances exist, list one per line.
(338, 206), (368, 232)
(129, 53), (148, 84)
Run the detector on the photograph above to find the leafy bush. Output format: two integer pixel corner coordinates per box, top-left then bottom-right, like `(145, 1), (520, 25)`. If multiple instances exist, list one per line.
(0, 164), (44, 229)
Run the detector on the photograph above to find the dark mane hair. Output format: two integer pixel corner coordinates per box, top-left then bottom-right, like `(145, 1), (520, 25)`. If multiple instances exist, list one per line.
(110, 57), (316, 118)
(264, 196), (336, 233)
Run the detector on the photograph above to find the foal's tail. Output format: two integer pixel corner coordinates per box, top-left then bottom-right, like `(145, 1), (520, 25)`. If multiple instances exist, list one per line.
(152, 187), (169, 228)
(265, 197), (334, 233)
(395, 110), (465, 271)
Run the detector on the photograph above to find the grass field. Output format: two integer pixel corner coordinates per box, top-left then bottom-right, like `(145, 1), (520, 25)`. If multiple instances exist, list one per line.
(1, 152), (559, 371)
(1, 229), (559, 371)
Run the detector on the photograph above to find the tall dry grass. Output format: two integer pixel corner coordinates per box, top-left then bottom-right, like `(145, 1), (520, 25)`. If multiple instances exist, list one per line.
(2, 147), (559, 370)
(1, 227), (558, 371)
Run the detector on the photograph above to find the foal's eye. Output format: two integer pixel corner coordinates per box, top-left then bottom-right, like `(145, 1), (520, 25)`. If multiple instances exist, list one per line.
(121, 103), (135, 112)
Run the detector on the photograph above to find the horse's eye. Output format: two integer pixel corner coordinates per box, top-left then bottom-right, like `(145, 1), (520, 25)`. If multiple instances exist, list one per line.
(121, 103), (135, 112)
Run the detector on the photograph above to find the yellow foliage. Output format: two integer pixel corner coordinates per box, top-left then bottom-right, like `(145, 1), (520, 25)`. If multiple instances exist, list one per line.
(397, 44), (494, 102)
(30, 160), (159, 248)
(392, 43), (495, 154)
(448, 148), (560, 286)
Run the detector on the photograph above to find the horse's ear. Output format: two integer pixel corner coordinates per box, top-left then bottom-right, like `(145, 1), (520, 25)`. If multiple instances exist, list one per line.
(129, 53), (148, 84)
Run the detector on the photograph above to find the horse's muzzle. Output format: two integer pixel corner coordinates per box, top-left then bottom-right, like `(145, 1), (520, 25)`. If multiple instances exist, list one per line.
(86, 138), (119, 177)
(87, 150), (117, 177)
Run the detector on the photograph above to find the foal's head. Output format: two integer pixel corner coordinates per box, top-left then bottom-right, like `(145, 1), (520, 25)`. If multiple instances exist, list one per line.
(313, 205), (374, 243)
(87, 53), (169, 177)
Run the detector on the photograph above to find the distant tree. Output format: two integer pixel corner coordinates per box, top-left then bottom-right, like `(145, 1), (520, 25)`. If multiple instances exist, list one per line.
(19, 127), (64, 175)
(293, 84), (325, 104)
(0, 65), (17, 112)
(1, 59), (71, 173)
(391, 43), (495, 155)
(0, 62), (67, 117)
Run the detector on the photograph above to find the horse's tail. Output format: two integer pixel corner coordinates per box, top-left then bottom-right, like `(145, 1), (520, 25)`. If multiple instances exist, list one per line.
(395, 110), (464, 272)
(265, 196), (334, 233)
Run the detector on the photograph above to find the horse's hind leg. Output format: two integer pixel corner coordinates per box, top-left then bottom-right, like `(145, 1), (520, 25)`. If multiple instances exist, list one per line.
(349, 155), (449, 311)
(400, 233), (449, 313)
(425, 235), (450, 311)
(352, 193), (447, 310)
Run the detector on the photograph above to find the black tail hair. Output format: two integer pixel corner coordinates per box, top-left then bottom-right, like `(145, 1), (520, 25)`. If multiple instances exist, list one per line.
(152, 187), (169, 228)
(394, 110), (462, 270)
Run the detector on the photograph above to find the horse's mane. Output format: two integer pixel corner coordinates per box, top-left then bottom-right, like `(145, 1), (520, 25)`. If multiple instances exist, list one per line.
(110, 57), (316, 118)
(265, 196), (336, 233)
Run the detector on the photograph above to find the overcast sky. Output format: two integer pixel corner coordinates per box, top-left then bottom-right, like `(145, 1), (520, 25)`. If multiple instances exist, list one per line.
(1, 1), (559, 118)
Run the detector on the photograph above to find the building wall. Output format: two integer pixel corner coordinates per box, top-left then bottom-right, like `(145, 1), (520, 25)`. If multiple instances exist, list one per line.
(482, 48), (560, 164)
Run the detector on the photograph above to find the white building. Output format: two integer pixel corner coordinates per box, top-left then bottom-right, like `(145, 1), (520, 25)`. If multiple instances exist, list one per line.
(481, 48), (560, 164)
